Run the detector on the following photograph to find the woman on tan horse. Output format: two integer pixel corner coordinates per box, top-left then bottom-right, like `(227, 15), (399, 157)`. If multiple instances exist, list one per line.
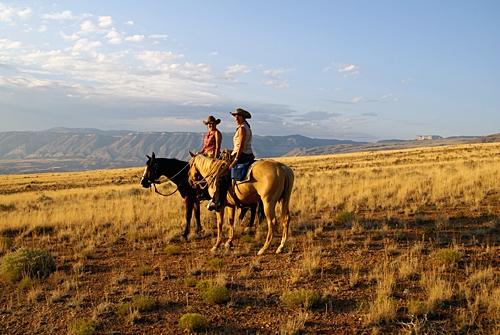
(210, 108), (255, 212)
(188, 130), (294, 255)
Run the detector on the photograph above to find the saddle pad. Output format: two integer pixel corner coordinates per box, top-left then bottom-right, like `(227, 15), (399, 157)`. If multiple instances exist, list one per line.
(234, 160), (260, 183)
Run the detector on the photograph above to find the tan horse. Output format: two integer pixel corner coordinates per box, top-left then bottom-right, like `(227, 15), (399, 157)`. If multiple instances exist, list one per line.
(188, 152), (294, 255)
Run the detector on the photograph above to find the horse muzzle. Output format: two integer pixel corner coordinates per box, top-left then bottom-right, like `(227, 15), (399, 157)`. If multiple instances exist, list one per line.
(140, 177), (152, 188)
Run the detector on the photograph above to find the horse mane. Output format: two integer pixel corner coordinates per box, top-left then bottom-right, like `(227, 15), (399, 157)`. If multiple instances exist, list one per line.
(194, 154), (228, 177)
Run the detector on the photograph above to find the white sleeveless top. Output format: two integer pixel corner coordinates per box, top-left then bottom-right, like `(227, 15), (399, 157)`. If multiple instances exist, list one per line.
(233, 122), (253, 155)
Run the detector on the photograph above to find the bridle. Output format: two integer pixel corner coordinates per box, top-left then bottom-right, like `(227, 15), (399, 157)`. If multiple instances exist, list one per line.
(142, 159), (190, 197)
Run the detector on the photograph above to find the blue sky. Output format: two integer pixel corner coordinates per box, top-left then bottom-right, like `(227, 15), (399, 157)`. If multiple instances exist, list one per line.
(0, 1), (498, 141)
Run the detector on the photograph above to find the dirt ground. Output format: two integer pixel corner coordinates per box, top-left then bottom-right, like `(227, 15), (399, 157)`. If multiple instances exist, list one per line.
(1, 209), (500, 334)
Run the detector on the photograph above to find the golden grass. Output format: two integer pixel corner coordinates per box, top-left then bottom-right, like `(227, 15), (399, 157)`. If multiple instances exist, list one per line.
(1, 142), (500, 333)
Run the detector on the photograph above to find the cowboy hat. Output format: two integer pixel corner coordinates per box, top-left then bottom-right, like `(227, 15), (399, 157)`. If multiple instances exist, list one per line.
(230, 108), (251, 119)
(203, 115), (221, 125)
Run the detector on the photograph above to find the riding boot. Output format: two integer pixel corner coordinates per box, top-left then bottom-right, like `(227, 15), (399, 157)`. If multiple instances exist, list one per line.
(215, 177), (229, 212)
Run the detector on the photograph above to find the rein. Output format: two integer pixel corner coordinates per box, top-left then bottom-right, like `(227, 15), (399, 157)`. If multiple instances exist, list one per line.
(188, 157), (228, 190)
(149, 160), (190, 197)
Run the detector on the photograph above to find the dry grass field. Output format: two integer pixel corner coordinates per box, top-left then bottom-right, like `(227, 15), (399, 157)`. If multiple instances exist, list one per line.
(1, 143), (500, 334)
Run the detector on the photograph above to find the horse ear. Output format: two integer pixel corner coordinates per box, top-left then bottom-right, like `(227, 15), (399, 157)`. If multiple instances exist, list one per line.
(188, 151), (196, 157)
(147, 155), (151, 160)
(152, 152), (155, 159)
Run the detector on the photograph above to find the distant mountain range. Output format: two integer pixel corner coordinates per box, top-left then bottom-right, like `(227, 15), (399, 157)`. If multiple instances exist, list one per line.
(0, 128), (360, 174)
(0, 127), (493, 174)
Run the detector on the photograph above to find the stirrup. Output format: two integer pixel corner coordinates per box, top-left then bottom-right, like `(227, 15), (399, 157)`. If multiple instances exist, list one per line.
(207, 199), (216, 211)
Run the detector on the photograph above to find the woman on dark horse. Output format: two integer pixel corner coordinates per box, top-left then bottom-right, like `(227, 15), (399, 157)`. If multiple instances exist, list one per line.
(199, 115), (222, 159)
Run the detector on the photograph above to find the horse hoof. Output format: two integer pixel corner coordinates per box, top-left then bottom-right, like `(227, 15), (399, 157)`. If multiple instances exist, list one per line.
(257, 248), (265, 256)
(244, 227), (253, 235)
(211, 247), (218, 254)
(224, 242), (232, 250)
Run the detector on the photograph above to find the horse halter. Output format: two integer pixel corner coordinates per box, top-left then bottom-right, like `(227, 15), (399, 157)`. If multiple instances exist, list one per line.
(141, 159), (159, 187)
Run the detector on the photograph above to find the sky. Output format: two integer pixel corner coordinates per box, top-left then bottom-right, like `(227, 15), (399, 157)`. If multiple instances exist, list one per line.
(0, 1), (499, 141)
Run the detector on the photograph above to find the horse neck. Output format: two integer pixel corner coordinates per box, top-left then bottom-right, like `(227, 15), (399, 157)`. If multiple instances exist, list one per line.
(195, 155), (226, 178)
(157, 158), (188, 182)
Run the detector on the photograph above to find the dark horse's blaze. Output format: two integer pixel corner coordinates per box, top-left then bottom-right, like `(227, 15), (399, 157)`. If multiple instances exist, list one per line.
(140, 152), (262, 239)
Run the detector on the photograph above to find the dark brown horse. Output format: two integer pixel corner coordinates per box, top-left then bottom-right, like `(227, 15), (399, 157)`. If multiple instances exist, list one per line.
(140, 153), (262, 238)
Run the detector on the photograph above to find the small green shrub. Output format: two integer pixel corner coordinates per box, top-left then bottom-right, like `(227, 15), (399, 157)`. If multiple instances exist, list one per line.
(336, 211), (355, 223)
(435, 248), (462, 266)
(68, 318), (96, 335)
(37, 194), (53, 203)
(134, 265), (153, 276)
(0, 236), (13, 252)
(239, 235), (254, 243)
(208, 258), (225, 268)
(407, 300), (428, 316)
(81, 249), (95, 259)
(17, 276), (37, 291)
(115, 302), (133, 316)
(184, 277), (198, 287)
(179, 313), (206, 332)
(281, 289), (322, 309)
(132, 294), (156, 311)
(0, 247), (56, 282)
(201, 285), (230, 305)
(0, 203), (15, 212)
(164, 244), (182, 256)
(196, 280), (212, 291)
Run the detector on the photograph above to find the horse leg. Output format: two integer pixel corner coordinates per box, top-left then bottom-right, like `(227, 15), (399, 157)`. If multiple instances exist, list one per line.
(276, 209), (290, 254)
(241, 204), (255, 235)
(258, 201), (276, 256)
(182, 196), (192, 238)
(193, 200), (202, 234)
(225, 207), (235, 250)
(212, 209), (225, 253)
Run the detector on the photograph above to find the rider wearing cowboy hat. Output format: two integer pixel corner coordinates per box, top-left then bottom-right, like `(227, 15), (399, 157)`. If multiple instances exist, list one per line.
(210, 108), (255, 212)
(200, 115), (222, 158)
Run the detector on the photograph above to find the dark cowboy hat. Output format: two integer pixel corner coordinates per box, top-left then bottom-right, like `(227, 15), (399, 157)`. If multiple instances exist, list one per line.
(230, 108), (251, 119)
(203, 115), (221, 125)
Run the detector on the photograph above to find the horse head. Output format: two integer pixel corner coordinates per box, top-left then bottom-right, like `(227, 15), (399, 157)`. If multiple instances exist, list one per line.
(140, 152), (159, 188)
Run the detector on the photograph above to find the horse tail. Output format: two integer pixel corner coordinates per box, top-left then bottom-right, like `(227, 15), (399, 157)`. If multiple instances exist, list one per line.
(279, 164), (294, 218)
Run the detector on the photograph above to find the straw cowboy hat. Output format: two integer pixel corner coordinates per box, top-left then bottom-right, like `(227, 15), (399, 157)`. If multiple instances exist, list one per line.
(230, 108), (251, 119)
(203, 115), (221, 125)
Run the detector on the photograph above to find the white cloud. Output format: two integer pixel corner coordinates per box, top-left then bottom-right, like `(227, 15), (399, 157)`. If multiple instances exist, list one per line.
(135, 50), (184, 66)
(125, 20), (134, 25)
(261, 67), (295, 88)
(323, 62), (360, 78)
(262, 68), (295, 79)
(351, 96), (363, 103)
(17, 8), (32, 20)
(0, 39), (26, 49)
(105, 30), (123, 44)
(72, 38), (102, 53)
(262, 80), (290, 88)
(42, 10), (75, 20)
(0, 4), (31, 22)
(38, 25), (47, 33)
(208, 52), (218, 56)
(220, 64), (250, 81)
(124, 35), (145, 42)
(149, 34), (168, 40)
(59, 31), (79, 41)
(98, 16), (113, 28)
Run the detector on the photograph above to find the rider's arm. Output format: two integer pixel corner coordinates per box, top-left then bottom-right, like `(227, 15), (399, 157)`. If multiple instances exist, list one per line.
(230, 126), (246, 168)
(215, 130), (222, 158)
